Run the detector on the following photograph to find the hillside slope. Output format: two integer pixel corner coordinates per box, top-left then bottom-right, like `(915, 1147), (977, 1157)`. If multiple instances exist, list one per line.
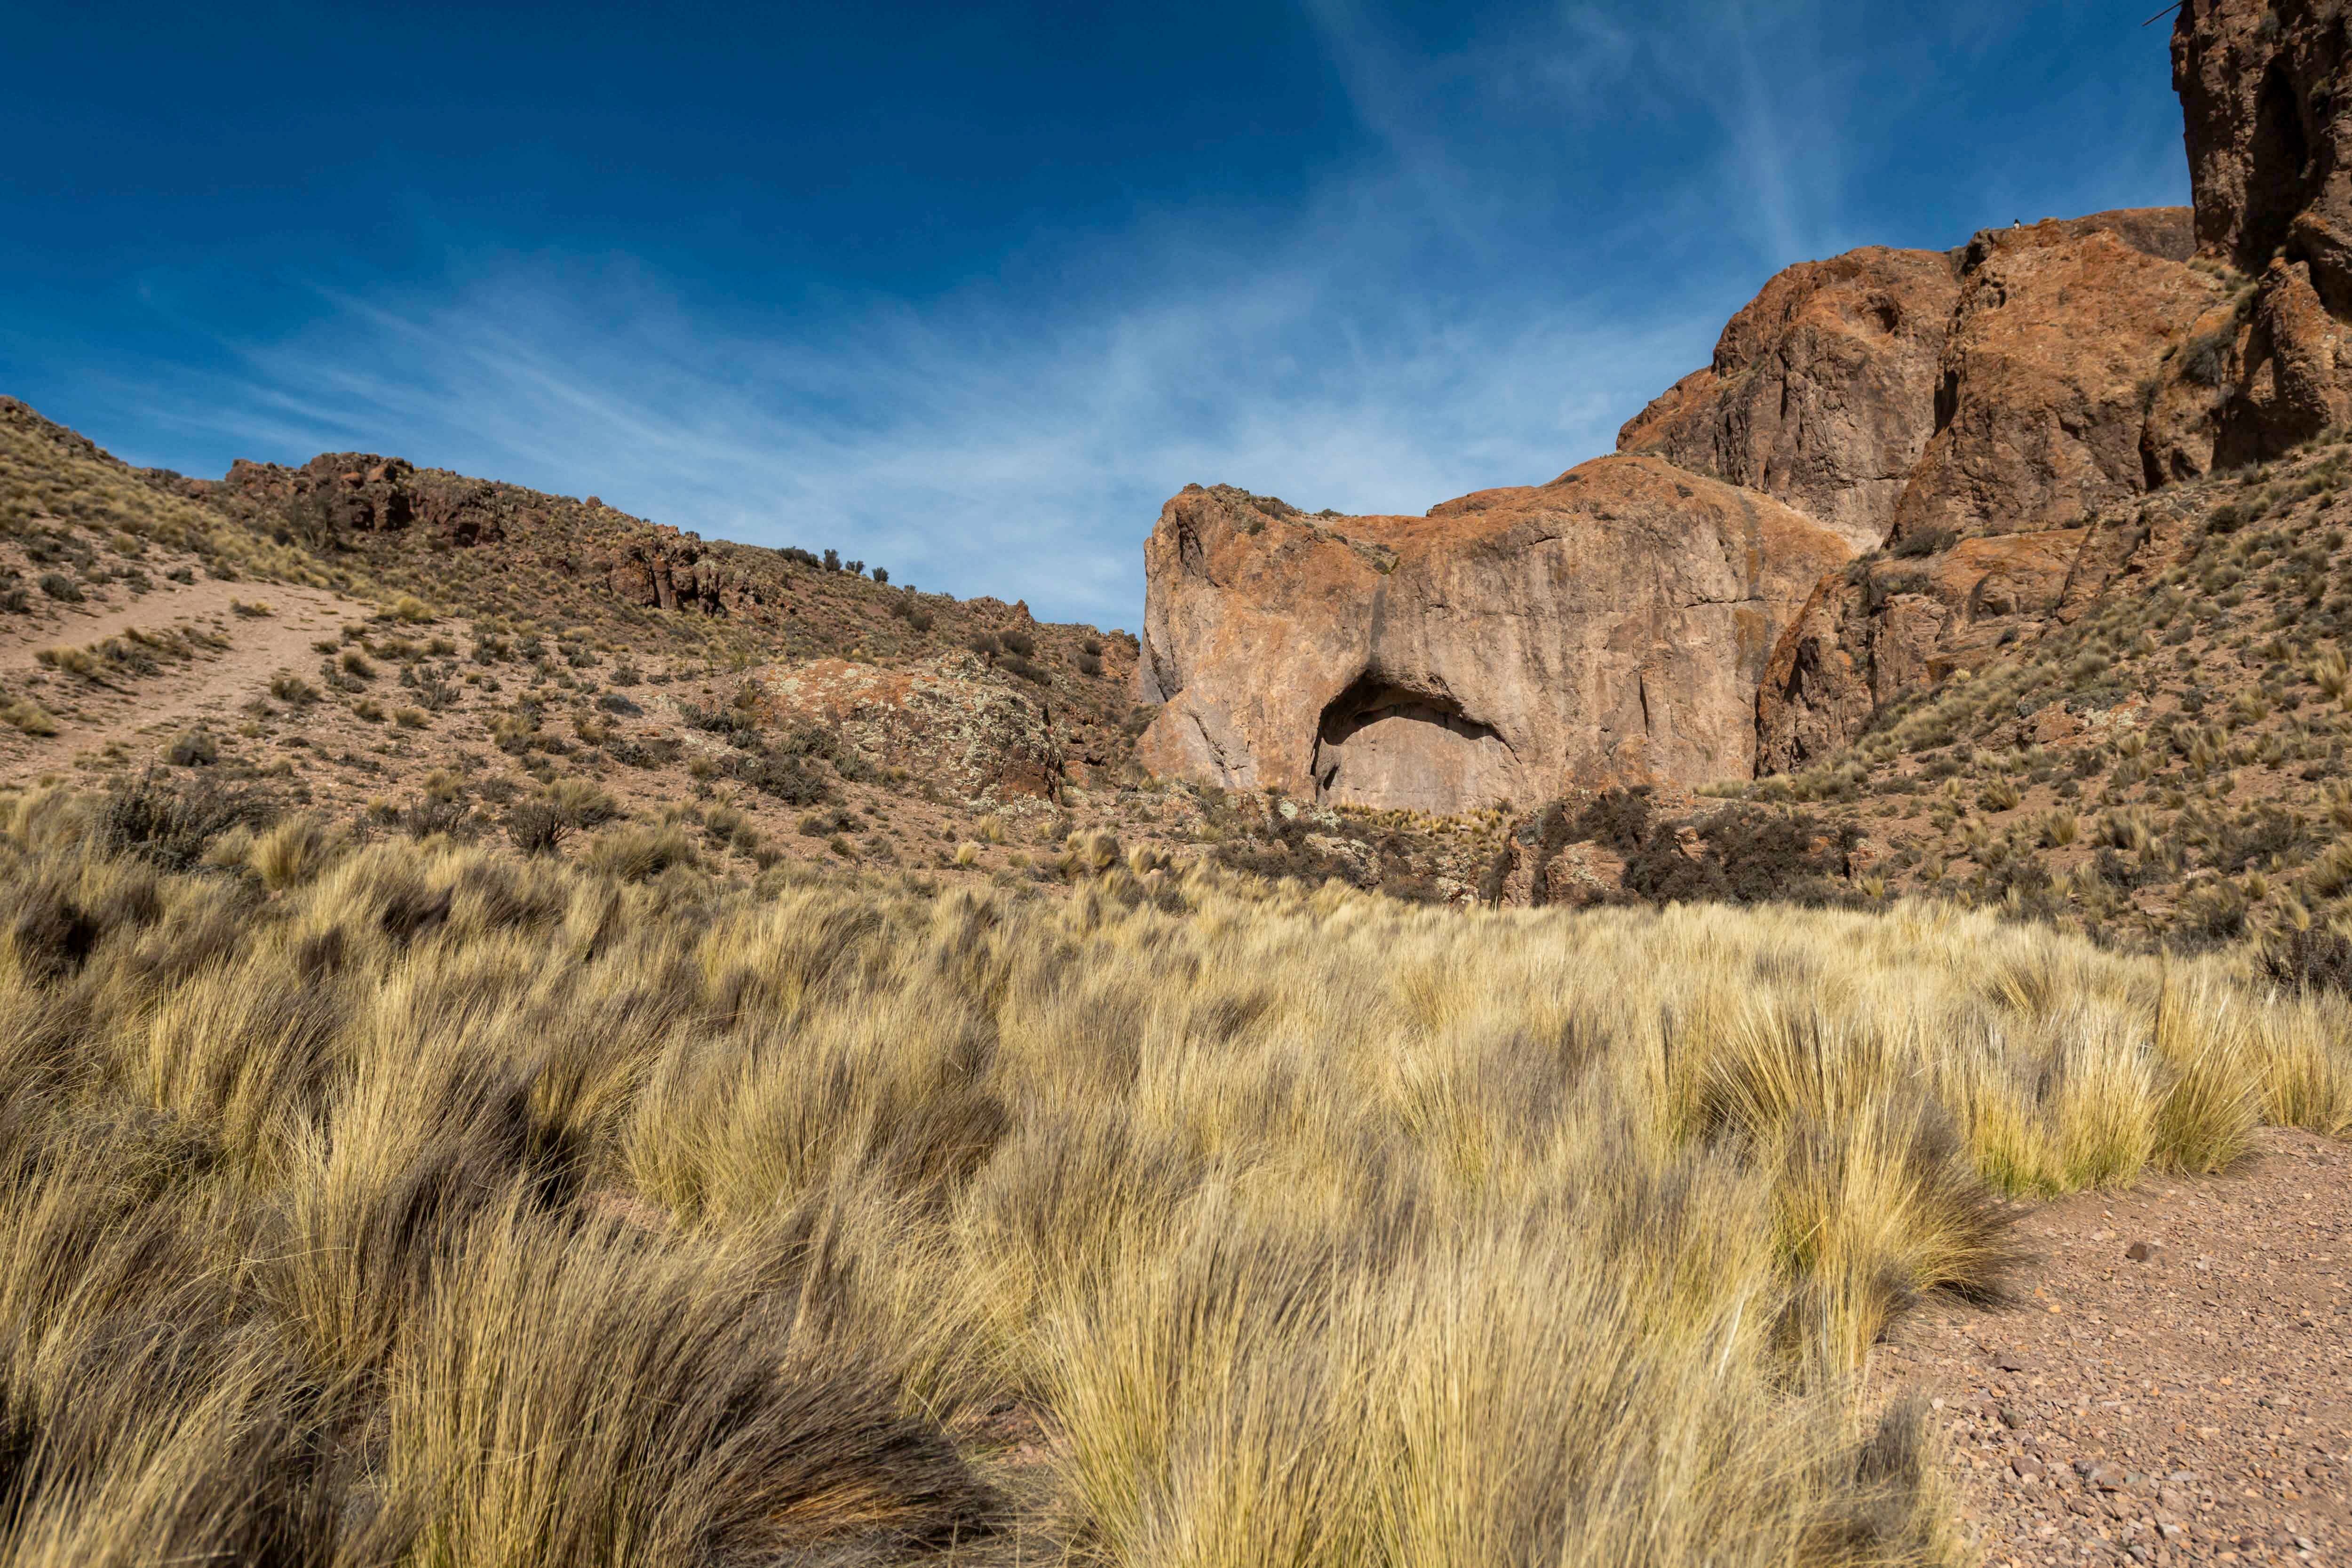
(0, 398), (1512, 901)
(1505, 436), (2352, 953)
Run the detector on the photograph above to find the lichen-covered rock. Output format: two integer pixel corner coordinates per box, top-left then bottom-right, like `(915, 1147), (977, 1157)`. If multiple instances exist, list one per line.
(754, 652), (1062, 806)
(1136, 460), (1853, 812)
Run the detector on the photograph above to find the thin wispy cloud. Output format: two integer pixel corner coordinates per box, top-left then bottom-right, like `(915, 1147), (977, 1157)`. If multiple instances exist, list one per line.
(89, 241), (1694, 631)
(14, 0), (2189, 632)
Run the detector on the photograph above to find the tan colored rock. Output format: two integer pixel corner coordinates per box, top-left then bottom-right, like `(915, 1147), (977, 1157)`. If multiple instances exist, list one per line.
(1137, 459), (1854, 812)
(1960, 207), (2196, 267)
(1888, 223), (2226, 546)
(1496, 835), (1629, 909)
(1616, 247), (1961, 552)
(754, 652), (1062, 806)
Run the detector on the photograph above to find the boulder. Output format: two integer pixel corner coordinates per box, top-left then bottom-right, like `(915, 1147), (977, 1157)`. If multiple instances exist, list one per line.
(589, 525), (769, 615)
(217, 454), (420, 536)
(1136, 459), (1854, 812)
(1616, 246), (1961, 553)
(754, 652), (1062, 806)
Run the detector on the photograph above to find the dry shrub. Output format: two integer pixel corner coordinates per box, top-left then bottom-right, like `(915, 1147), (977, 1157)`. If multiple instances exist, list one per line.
(578, 824), (696, 883)
(382, 1201), (992, 1567)
(95, 772), (261, 872)
(0, 698), (58, 736)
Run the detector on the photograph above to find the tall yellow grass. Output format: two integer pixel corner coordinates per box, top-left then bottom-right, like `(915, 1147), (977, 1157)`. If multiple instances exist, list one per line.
(0, 791), (2346, 1565)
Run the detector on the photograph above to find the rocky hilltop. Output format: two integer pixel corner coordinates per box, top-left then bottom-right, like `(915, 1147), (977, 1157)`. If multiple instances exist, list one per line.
(1136, 0), (2352, 816)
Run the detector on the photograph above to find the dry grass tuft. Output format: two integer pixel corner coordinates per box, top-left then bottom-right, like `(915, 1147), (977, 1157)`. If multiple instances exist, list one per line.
(0, 799), (2343, 1565)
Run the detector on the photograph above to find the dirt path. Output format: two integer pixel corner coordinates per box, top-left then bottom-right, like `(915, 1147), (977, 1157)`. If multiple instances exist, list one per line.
(1881, 1128), (2351, 1566)
(0, 575), (359, 783)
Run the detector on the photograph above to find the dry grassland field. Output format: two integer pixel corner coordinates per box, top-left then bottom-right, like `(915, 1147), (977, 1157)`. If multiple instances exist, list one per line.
(2, 778), (2349, 1567)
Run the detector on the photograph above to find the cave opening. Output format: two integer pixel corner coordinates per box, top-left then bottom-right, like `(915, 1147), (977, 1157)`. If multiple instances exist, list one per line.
(1311, 676), (1514, 814)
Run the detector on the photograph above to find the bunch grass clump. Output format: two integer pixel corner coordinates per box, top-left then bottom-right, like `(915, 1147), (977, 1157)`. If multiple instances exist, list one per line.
(0, 791), (2344, 1566)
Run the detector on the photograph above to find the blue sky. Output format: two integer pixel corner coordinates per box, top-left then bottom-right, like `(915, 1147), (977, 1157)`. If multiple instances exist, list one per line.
(4, 1), (2185, 632)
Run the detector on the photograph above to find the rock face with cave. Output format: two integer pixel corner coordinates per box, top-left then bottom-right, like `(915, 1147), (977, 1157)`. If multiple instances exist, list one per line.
(1134, 463), (1852, 810)
(1136, 0), (2350, 812)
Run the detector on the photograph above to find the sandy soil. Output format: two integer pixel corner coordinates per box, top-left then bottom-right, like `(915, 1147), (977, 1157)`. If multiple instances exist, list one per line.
(0, 571), (358, 785)
(1884, 1128), (2351, 1566)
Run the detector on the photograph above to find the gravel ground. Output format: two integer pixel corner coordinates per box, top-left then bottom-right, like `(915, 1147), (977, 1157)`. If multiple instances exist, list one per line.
(1881, 1128), (2351, 1566)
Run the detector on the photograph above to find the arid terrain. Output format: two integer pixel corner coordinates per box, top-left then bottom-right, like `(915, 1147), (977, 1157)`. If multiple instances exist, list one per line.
(5, 0), (2352, 1563)
(1889, 1127), (2351, 1567)
(0, 396), (1506, 903)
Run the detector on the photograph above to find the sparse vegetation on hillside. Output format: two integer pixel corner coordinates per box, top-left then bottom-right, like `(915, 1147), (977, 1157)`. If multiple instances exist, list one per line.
(1723, 429), (2352, 947)
(0, 399), (349, 589)
(0, 399), (1284, 897)
(2, 786), (2347, 1564)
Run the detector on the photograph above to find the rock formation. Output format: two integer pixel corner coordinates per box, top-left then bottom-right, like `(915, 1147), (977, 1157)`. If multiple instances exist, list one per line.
(1616, 246), (1960, 554)
(1759, 0), (2352, 772)
(1137, 203), (2225, 807)
(1136, 462), (1851, 811)
(1752, 224), (2220, 768)
(755, 652), (1063, 806)
(1138, 0), (2352, 810)
(183, 451), (781, 617)
(1754, 529), (2098, 775)
(2175, 0), (2352, 307)
(1887, 223), (2223, 546)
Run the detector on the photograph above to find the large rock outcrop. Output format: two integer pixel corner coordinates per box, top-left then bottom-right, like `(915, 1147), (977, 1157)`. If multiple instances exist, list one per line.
(1615, 247), (1961, 553)
(1616, 210), (2201, 559)
(185, 452), (782, 616)
(1756, 0), (2352, 772)
(2167, 1), (2352, 461)
(2176, 0), (2352, 305)
(1755, 529), (2098, 774)
(1138, 0), (2352, 807)
(1136, 461), (1853, 811)
(1755, 219), (2221, 769)
(754, 652), (1063, 806)
(1887, 221), (2225, 546)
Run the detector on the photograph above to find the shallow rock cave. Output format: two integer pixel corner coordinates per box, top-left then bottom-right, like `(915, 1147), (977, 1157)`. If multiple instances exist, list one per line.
(1310, 675), (1514, 814)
